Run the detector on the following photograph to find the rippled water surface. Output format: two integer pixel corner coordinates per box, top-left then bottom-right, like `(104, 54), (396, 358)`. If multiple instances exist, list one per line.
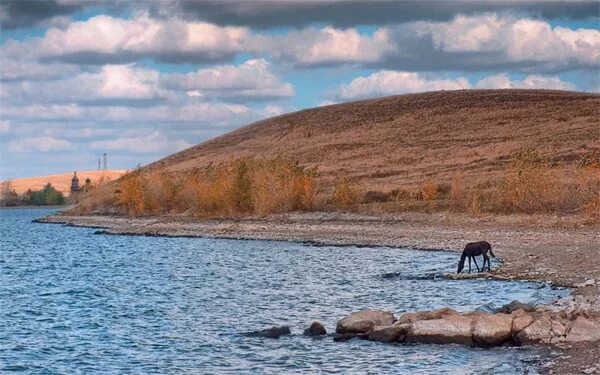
(0, 208), (568, 374)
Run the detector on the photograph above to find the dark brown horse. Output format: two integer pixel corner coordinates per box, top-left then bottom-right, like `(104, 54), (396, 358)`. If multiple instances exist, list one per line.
(457, 241), (495, 273)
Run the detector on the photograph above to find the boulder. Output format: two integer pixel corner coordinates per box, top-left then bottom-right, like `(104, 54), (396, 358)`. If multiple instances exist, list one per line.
(336, 310), (395, 334)
(515, 316), (559, 345)
(304, 321), (327, 337)
(473, 313), (514, 346)
(511, 312), (535, 336)
(245, 326), (291, 339)
(367, 324), (410, 343)
(496, 300), (535, 314)
(397, 307), (459, 324)
(405, 315), (474, 346)
(565, 317), (600, 343)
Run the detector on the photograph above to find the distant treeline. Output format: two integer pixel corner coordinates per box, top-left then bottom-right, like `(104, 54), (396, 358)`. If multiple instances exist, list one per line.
(0, 181), (66, 206)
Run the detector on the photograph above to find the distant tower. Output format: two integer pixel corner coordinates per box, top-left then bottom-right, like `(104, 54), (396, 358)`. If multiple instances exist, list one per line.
(103, 153), (107, 170)
(98, 156), (101, 170)
(71, 172), (81, 193)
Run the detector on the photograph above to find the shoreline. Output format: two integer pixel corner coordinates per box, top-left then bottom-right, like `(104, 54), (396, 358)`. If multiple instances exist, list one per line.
(35, 211), (600, 373)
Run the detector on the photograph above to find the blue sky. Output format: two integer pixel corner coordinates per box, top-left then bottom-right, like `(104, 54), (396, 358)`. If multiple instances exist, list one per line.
(0, 0), (598, 179)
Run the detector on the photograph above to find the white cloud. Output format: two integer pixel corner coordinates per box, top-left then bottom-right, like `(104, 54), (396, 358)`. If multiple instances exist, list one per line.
(7, 136), (73, 152)
(337, 71), (577, 100)
(475, 74), (576, 90)
(1, 104), (85, 120)
(385, 14), (600, 71)
(255, 27), (393, 66)
(162, 59), (293, 100)
(90, 132), (192, 154)
(338, 71), (471, 100)
(2, 64), (165, 105)
(2, 15), (250, 64)
(0, 58), (80, 81)
(0, 120), (10, 133)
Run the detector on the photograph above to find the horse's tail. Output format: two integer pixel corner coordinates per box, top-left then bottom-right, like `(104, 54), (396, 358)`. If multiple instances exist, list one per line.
(457, 253), (467, 274)
(489, 246), (496, 258)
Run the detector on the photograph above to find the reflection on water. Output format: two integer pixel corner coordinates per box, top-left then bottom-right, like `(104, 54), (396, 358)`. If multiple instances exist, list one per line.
(0, 208), (566, 374)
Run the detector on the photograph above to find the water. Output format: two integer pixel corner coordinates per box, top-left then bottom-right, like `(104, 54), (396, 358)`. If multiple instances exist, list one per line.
(0, 208), (567, 374)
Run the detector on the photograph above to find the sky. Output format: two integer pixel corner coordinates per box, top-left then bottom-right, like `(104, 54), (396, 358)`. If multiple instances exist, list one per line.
(0, 0), (598, 179)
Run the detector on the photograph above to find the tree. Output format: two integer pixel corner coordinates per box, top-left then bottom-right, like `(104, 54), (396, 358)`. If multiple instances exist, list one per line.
(0, 180), (18, 206)
(27, 183), (65, 206)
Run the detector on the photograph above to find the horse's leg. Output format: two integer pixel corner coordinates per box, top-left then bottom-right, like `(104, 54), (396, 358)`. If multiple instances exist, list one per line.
(483, 253), (491, 271)
(468, 256), (472, 273)
(472, 256), (480, 272)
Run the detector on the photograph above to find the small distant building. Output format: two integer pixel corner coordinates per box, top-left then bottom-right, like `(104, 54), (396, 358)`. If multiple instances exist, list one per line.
(71, 172), (82, 193)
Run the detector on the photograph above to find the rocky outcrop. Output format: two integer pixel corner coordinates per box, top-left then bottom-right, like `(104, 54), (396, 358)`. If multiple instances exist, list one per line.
(368, 324), (409, 343)
(565, 317), (600, 343)
(304, 321), (327, 337)
(336, 310), (395, 334)
(472, 313), (513, 346)
(496, 300), (535, 314)
(405, 315), (474, 346)
(397, 307), (458, 324)
(515, 316), (560, 345)
(333, 301), (600, 348)
(511, 309), (535, 335)
(245, 326), (291, 339)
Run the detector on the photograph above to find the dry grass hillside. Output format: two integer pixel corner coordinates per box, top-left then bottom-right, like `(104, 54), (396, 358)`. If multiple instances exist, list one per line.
(72, 90), (599, 218)
(149, 90), (599, 190)
(6, 170), (125, 195)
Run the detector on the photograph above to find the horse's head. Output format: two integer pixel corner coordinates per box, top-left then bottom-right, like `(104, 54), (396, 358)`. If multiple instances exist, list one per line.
(457, 257), (465, 274)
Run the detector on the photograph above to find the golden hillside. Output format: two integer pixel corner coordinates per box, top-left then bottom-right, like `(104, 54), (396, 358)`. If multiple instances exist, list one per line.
(148, 89), (599, 191)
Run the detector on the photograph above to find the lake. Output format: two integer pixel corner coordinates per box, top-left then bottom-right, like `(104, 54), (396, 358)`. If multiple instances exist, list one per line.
(0, 208), (567, 374)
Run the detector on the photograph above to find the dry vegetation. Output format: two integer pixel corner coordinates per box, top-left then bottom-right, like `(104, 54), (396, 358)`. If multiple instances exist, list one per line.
(73, 158), (316, 217)
(69, 90), (600, 221)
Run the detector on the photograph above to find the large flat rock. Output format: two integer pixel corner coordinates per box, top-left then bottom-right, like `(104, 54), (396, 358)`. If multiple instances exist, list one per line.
(336, 310), (395, 334)
(405, 315), (474, 346)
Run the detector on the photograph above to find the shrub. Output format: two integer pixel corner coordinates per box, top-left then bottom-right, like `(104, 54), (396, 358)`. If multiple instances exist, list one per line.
(420, 180), (439, 201)
(333, 175), (360, 209)
(390, 187), (417, 201)
(363, 190), (390, 203)
(467, 187), (482, 217)
(450, 172), (465, 208)
(117, 169), (146, 215)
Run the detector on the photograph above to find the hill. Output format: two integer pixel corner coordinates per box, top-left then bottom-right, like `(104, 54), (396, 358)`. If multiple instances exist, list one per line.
(149, 89), (599, 191)
(6, 170), (125, 195)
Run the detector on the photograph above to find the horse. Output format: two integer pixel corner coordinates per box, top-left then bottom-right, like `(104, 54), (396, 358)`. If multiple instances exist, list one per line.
(457, 241), (495, 274)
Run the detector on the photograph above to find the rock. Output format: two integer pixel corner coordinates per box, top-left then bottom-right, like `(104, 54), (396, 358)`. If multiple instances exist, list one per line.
(367, 324), (410, 343)
(565, 317), (600, 343)
(567, 308), (588, 321)
(245, 326), (291, 339)
(574, 279), (596, 288)
(397, 307), (459, 324)
(472, 313), (514, 346)
(304, 321), (327, 337)
(405, 315), (474, 346)
(515, 316), (565, 345)
(336, 310), (395, 334)
(496, 300), (535, 314)
(511, 311), (535, 335)
(550, 320), (566, 344)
